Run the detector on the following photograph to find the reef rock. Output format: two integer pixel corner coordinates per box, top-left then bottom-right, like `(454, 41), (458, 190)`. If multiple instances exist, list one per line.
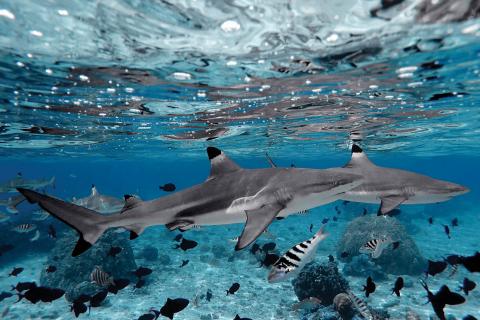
(292, 262), (349, 306)
(336, 215), (426, 275)
(138, 245), (159, 261)
(333, 293), (355, 320)
(342, 255), (387, 280)
(40, 230), (137, 301)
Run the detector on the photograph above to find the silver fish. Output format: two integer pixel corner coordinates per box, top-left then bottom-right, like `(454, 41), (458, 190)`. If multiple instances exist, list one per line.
(268, 226), (328, 282)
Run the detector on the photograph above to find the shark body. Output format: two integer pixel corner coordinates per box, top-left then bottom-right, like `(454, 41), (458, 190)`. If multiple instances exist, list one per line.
(17, 147), (363, 256)
(0, 173), (55, 193)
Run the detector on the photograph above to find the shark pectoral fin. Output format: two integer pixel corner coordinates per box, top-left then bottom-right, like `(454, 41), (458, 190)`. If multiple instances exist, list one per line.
(378, 195), (407, 215)
(235, 203), (284, 251)
(126, 224), (145, 240)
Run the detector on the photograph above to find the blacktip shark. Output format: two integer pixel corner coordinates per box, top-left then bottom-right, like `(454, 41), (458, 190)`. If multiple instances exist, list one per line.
(340, 145), (469, 215)
(72, 185), (124, 214)
(17, 147), (363, 256)
(0, 173), (55, 193)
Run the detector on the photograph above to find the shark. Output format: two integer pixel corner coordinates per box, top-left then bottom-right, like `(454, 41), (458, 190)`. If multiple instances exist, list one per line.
(17, 147), (363, 256)
(0, 173), (55, 193)
(72, 185), (124, 214)
(340, 145), (469, 214)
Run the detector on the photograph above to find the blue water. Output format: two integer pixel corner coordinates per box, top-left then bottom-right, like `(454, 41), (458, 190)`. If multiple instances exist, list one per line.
(1, 1), (480, 319)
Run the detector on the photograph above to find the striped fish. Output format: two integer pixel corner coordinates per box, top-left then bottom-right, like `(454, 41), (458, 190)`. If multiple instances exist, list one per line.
(359, 236), (393, 259)
(347, 291), (373, 320)
(90, 266), (114, 287)
(267, 226), (328, 283)
(12, 223), (37, 233)
(448, 264), (458, 278)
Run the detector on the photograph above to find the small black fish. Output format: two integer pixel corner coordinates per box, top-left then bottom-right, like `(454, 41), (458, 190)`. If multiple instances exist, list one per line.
(459, 251), (480, 272)
(107, 246), (122, 257)
(9, 267), (24, 277)
(340, 251), (349, 258)
(160, 183), (176, 192)
(427, 260), (448, 276)
(45, 265), (57, 273)
(89, 290), (108, 308)
(460, 278), (476, 295)
(11, 282), (36, 292)
(18, 284), (65, 304)
(173, 234), (183, 242)
(179, 260), (189, 268)
(262, 242), (276, 252)
(250, 243), (260, 255)
(321, 218), (329, 224)
(362, 208), (367, 216)
(445, 254), (461, 266)
(309, 224), (313, 233)
(135, 279), (146, 289)
(138, 309), (160, 320)
(392, 277), (404, 297)
(335, 205), (340, 214)
(328, 255), (335, 262)
(0, 244), (14, 256)
(260, 253), (279, 267)
(342, 200), (349, 206)
(421, 281), (465, 320)
(443, 225), (451, 239)
(451, 218), (458, 227)
(206, 289), (213, 302)
(227, 283), (240, 295)
(362, 276), (376, 297)
(428, 217), (434, 225)
(234, 315), (252, 320)
(48, 224), (56, 239)
(134, 267), (153, 278)
(71, 295), (89, 317)
(463, 315), (478, 320)
(107, 278), (130, 294)
(0, 291), (13, 302)
(392, 241), (401, 250)
(160, 298), (189, 319)
(332, 216), (338, 222)
(174, 238), (198, 251)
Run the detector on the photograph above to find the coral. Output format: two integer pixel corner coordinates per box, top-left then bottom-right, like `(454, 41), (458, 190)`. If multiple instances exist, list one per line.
(40, 230), (137, 301)
(139, 245), (159, 261)
(333, 293), (355, 320)
(342, 255), (387, 280)
(292, 262), (349, 306)
(336, 215), (426, 275)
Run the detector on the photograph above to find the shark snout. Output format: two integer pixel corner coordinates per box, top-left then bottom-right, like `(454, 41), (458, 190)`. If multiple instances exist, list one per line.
(447, 183), (469, 196)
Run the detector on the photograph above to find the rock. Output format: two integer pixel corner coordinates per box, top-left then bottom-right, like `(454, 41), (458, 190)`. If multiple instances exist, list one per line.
(336, 215), (426, 275)
(158, 253), (171, 265)
(333, 293), (355, 320)
(139, 246), (158, 261)
(292, 262), (349, 306)
(342, 255), (387, 280)
(40, 230), (137, 301)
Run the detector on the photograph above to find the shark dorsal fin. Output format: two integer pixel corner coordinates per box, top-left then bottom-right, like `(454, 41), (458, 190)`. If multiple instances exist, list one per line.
(91, 185), (98, 196)
(122, 194), (142, 213)
(207, 147), (241, 179)
(344, 144), (374, 168)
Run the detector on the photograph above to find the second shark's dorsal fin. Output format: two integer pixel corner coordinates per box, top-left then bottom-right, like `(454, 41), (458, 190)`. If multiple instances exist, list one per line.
(91, 184), (98, 196)
(344, 144), (374, 169)
(121, 194), (142, 213)
(207, 147), (241, 179)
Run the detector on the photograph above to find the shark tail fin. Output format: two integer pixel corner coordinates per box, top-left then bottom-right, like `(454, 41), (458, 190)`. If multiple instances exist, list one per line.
(17, 188), (111, 256)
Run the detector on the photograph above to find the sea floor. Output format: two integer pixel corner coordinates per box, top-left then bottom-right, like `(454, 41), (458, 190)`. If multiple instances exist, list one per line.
(1, 201), (479, 320)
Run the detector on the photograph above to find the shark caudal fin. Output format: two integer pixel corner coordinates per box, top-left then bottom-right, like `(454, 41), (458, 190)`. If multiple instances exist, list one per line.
(17, 188), (111, 256)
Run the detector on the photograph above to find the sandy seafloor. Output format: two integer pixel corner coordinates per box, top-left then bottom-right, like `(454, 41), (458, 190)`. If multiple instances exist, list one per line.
(1, 199), (479, 320)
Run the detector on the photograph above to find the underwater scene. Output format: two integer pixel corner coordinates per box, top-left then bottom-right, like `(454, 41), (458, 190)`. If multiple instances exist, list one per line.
(0, 0), (480, 319)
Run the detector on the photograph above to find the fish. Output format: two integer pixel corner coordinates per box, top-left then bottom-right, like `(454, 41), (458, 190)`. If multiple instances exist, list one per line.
(443, 225), (451, 239)
(463, 316), (478, 320)
(363, 276), (376, 297)
(18, 284), (65, 304)
(428, 217), (434, 224)
(206, 289), (213, 302)
(359, 236), (394, 259)
(268, 226), (329, 283)
(392, 277), (404, 297)
(339, 145), (468, 215)
(71, 295), (89, 317)
(309, 224), (313, 232)
(179, 260), (189, 268)
(459, 278), (476, 295)
(420, 280), (465, 320)
(451, 217), (458, 227)
(11, 282), (36, 292)
(0, 173), (55, 193)
(0, 291), (13, 302)
(45, 266), (57, 273)
(12, 223), (37, 233)
(249, 243), (260, 255)
(0, 244), (14, 256)
(32, 210), (50, 221)
(29, 230), (40, 242)
(0, 212), (10, 223)
(48, 224), (57, 239)
(174, 238), (198, 251)
(173, 234), (183, 242)
(134, 267), (153, 278)
(362, 208), (368, 216)
(90, 266), (115, 287)
(160, 298), (189, 319)
(234, 315), (252, 320)
(262, 242), (276, 252)
(0, 194), (26, 213)
(138, 309), (160, 320)
(291, 296), (322, 312)
(134, 279), (146, 289)
(458, 251), (480, 272)
(159, 183), (176, 192)
(73, 185), (124, 214)
(321, 218), (329, 224)
(227, 283), (240, 295)
(261, 253), (279, 267)
(332, 216), (338, 222)
(17, 146), (363, 256)
(107, 246), (122, 257)
(328, 255), (335, 262)
(340, 251), (349, 258)
(335, 206), (341, 214)
(347, 291), (373, 320)
(9, 267), (24, 277)
(392, 241), (401, 250)
(427, 260), (448, 276)
(107, 278), (130, 294)
(448, 263), (459, 278)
